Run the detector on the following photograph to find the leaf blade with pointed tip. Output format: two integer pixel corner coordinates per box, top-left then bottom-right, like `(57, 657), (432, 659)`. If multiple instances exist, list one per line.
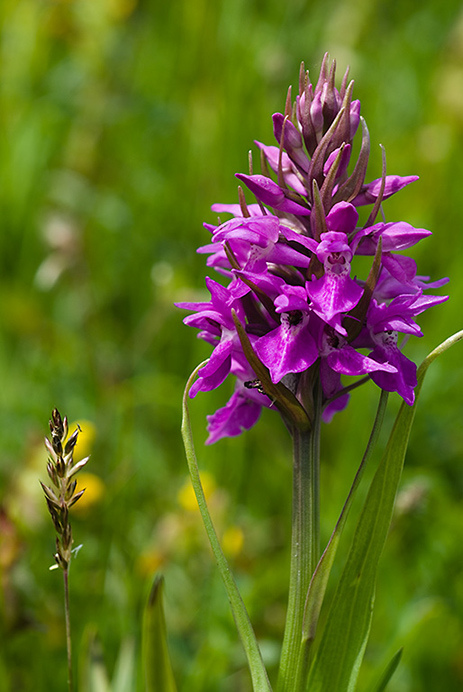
(368, 648), (403, 692)
(181, 362), (273, 692)
(306, 330), (463, 692)
(143, 575), (177, 692)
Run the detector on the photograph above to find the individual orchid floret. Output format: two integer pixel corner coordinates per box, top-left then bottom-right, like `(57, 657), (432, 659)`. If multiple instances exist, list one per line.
(306, 230), (363, 334)
(176, 278), (248, 398)
(367, 292), (449, 338)
(273, 113), (310, 173)
(254, 310), (319, 384)
(205, 380), (265, 444)
(352, 220), (432, 255)
(254, 142), (309, 196)
(352, 174), (419, 206)
(374, 267), (449, 301)
(318, 325), (398, 418)
(235, 173), (311, 215)
(367, 330), (418, 405)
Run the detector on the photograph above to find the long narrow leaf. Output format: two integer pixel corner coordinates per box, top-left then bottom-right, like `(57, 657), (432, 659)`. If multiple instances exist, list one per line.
(143, 575), (177, 692)
(294, 390), (388, 688)
(307, 330), (463, 691)
(182, 362), (273, 692)
(80, 631), (111, 692)
(111, 639), (135, 692)
(367, 648), (403, 692)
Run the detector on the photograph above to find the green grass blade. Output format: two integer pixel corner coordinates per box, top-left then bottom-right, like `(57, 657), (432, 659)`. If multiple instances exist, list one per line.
(307, 330), (463, 692)
(111, 639), (135, 692)
(367, 648), (403, 692)
(143, 575), (177, 692)
(81, 632), (111, 692)
(181, 362), (273, 692)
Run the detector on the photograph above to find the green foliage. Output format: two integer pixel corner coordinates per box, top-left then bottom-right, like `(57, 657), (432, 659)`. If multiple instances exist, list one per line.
(307, 333), (463, 691)
(182, 364), (272, 692)
(0, 0), (462, 690)
(367, 649), (403, 692)
(143, 576), (177, 692)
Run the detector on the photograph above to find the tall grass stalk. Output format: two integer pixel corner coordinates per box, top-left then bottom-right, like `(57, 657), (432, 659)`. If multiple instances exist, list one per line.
(41, 409), (90, 692)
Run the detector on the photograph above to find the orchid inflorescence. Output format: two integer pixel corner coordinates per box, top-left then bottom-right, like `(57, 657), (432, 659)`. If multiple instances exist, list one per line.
(178, 54), (448, 443)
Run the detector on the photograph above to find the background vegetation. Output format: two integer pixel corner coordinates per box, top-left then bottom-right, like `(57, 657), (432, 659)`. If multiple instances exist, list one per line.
(0, 0), (462, 690)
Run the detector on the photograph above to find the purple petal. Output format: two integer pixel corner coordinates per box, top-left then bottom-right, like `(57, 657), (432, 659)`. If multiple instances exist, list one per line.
(369, 345), (417, 405)
(326, 343), (397, 376)
(279, 225), (319, 253)
(189, 339), (234, 397)
(274, 285), (310, 313)
(326, 202), (358, 235)
(353, 221), (432, 255)
(213, 215), (280, 246)
(236, 174), (311, 215)
(323, 144), (352, 180)
(381, 253), (417, 286)
(232, 269), (286, 302)
(353, 175), (419, 206)
(254, 313), (318, 383)
(211, 202), (264, 217)
(307, 273), (363, 325)
(254, 142), (308, 196)
(272, 113), (309, 172)
(206, 388), (263, 444)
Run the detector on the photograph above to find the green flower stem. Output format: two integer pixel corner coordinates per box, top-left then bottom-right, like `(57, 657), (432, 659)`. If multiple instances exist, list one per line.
(277, 386), (322, 692)
(63, 567), (73, 692)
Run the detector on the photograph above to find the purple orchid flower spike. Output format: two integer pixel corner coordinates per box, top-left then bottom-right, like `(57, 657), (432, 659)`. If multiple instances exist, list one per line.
(178, 56), (448, 441)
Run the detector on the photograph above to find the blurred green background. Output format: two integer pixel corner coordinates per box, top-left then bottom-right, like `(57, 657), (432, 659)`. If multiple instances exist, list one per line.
(0, 0), (462, 690)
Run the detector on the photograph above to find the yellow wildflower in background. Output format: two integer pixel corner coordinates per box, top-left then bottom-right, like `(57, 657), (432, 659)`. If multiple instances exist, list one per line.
(72, 472), (105, 514)
(66, 420), (102, 515)
(177, 471), (216, 512)
(222, 526), (244, 558)
(69, 420), (96, 460)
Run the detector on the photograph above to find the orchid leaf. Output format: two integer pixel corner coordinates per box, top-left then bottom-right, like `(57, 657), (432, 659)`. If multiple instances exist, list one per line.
(79, 630), (110, 692)
(182, 363), (273, 692)
(306, 330), (463, 692)
(293, 390), (388, 687)
(367, 648), (403, 692)
(143, 575), (177, 692)
(111, 639), (135, 692)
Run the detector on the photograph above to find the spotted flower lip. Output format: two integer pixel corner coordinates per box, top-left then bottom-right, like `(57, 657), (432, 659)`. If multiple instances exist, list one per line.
(254, 311), (319, 384)
(178, 55), (449, 442)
